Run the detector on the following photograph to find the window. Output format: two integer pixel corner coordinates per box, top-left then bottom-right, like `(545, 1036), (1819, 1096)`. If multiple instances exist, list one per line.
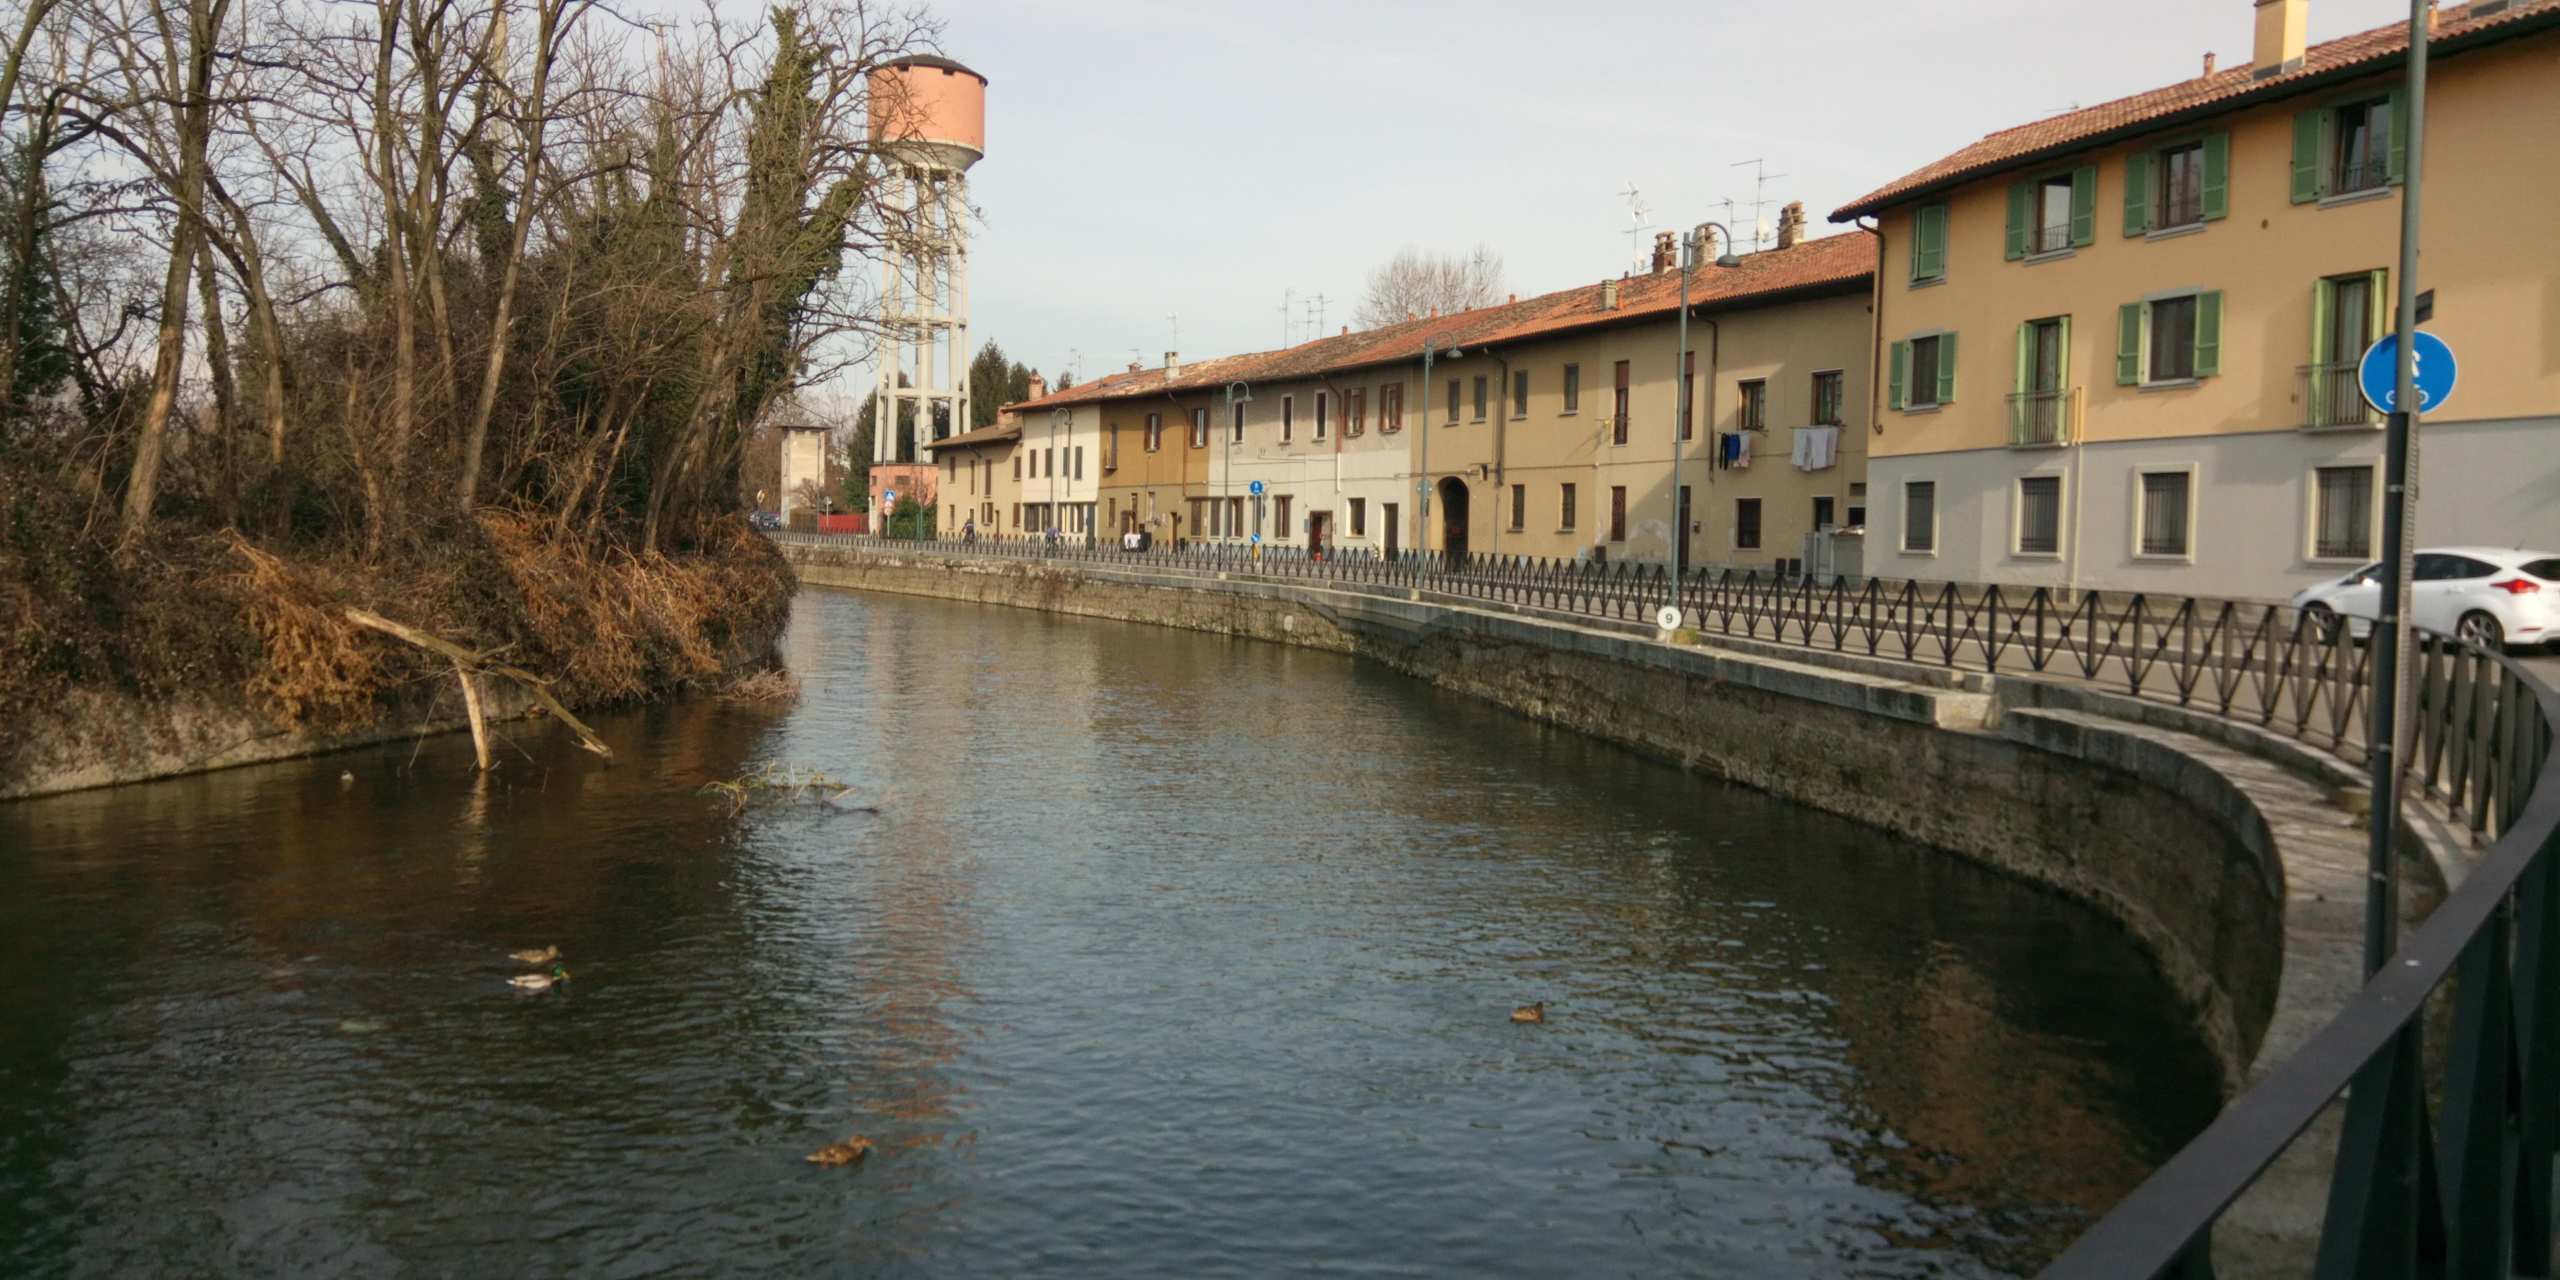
(1893, 332), (1955, 410)
(1314, 391), (1329, 440)
(1813, 495), (1836, 530)
(2016, 475), (2062, 555)
(2313, 465), (2374, 560)
(2117, 291), (2221, 387)
(1380, 383), (1401, 433)
(1144, 413), (1163, 452)
(1447, 378), (1461, 424)
(1562, 364), (1581, 413)
(1107, 425), (1120, 471)
(1734, 497), (1761, 550)
(1281, 395), (1295, 442)
(1190, 498), (1206, 533)
(1189, 408), (1209, 449)
(1509, 483), (1525, 530)
(1231, 401), (1244, 444)
(2138, 470), (2192, 557)
(1349, 497), (1366, 537)
(1559, 483), (1577, 531)
(1909, 202), (1949, 282)
(1903, 480), (1937, 553)
(1013, 453), (1021, 480)
(1611, 361), (1630, 445)
(1609, 486), (1627, 542)
(1228, 496), (1243, 536)
(2149, 295), (2197, 382)
(1512, 370), (1528, 417)
(1739, 379), (1767, 430)
(1811, 370), (1843, 427)
(2332, 98), (2391, 195)
(2033, 173), (2074, 254)
(1075, 446), (1085, 480)
(1849, 482), (1867, 528)
(1679, 352), (1696, 441)
(1346, 388), (1366, 437)
(1471, 375), (1487, 422)
(2309, 271), (2382, 427)
(1046, 447), (1055, 477)
(2015, 316), (2069, 445)
(2157, 141), (2205, 228)
(1274, 495), (1292, 536)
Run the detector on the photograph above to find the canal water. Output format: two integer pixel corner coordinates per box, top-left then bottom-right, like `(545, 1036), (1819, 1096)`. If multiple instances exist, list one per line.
(0, 588), (2220, 1277)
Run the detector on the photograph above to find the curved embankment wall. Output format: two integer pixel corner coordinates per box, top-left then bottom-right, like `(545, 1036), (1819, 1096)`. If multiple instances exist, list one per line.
(786, 544), (2336, 1094)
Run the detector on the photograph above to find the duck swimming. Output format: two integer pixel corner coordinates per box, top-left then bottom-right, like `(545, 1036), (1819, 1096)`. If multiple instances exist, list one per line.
(807, 1136), (874, 1166)
(1511, 1002), (1546, 1024)
(509, 945), (560, 965)
(509, 966), (569, 992)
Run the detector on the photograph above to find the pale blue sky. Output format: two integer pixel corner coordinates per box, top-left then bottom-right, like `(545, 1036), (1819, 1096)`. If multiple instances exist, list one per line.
(922, 0), (2419, 391)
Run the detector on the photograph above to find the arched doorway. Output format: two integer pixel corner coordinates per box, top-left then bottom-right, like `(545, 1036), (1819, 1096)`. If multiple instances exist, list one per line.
(1436, 476), (1469, 569)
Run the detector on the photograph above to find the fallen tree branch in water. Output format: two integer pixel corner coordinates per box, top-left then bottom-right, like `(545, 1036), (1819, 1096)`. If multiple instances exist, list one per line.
(341, 607), (613, 763)
(702, 764), (879, 815)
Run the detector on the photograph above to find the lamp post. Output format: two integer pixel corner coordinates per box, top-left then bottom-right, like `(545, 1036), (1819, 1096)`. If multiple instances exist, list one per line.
(1419, 340), (1462, 566)
(1667, 222), (1741, 617)
(1223, 380), (1252, 550)
(1051, 407), (1070, 545)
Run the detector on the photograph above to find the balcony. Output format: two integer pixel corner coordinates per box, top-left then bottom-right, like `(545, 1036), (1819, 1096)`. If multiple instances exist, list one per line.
(2007, 388), (2073, 447)
(2300, 362), (2378, 430)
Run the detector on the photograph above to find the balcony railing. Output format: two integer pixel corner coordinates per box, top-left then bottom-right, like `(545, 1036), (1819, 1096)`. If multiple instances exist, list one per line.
(2007, 387), (2073, 446)
(2334, 153), (2389, 197)
(2301, 361), (2377, 429)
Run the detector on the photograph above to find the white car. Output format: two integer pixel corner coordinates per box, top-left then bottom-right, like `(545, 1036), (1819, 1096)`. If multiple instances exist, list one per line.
(2289, 547), (2560, 651)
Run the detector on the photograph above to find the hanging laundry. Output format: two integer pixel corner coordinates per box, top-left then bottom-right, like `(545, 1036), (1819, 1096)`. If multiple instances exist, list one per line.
(1792, 425), (1839, 471)
(1733, 431), (1752, 470)
(1718, 433), (1740, 470)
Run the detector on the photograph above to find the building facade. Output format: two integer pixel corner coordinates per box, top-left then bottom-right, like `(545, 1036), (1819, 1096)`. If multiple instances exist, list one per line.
(1836, 0), (2560, 599)
(925, 421), (1017, 536)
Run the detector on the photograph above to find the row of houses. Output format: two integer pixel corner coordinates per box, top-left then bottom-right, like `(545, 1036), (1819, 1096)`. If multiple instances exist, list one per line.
(922, 0), (2560, 601)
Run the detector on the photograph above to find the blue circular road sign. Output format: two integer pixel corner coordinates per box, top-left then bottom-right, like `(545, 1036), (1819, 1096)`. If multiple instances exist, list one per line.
(1248, 480), (1265, 496)
(881, 490), (896, 506)
(2359, 331), (2457, 416)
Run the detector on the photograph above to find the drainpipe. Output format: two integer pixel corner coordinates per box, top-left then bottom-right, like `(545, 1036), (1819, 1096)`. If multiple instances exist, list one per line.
(2067, 387), (2086, 597)
(1489, 347), (1510, 559)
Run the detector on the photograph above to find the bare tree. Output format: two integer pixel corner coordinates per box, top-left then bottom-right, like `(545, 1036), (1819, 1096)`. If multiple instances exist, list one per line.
(1352, 243), (1504, 330)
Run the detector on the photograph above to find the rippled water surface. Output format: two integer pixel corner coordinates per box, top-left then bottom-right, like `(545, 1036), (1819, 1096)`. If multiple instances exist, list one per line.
(0, 588), (2221, 1276)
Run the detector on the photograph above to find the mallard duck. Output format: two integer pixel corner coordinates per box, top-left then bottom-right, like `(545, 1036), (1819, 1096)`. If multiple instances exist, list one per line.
(1511, 1002), (1546, 1024)
(509, 966), (569, 992)
(806, 1136), (874, 1166)
(509, 945), (561, 965)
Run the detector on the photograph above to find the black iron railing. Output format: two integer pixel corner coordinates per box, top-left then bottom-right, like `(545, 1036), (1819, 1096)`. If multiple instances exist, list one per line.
(2302, 361), (2376, 429)
(779, 529), (2560, 1274)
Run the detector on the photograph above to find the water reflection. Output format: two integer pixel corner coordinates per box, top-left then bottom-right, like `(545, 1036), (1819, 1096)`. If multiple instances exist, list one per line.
(0, 588), (2217, 1277)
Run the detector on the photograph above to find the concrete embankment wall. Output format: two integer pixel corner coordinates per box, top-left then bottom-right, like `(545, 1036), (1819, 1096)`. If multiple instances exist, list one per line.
(788, 545), (2306, 1093)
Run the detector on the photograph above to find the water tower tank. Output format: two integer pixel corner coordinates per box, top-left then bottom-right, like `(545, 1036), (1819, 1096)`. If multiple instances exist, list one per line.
(868, 55), (986, 173)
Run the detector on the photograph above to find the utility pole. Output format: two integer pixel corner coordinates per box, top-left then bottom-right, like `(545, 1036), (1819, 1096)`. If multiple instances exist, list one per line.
(1418, 341), (1461, 564)
(1668, 224), (1736, 609)
(1224, 381), (1251, 551)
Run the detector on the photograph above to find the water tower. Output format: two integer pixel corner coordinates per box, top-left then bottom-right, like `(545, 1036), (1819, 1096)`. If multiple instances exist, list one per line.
(869, 54), (985, 477)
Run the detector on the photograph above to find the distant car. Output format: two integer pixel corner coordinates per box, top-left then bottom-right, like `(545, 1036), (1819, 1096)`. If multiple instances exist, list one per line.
(2289, 547), (2560, 651)
(750, 511), (782, 531)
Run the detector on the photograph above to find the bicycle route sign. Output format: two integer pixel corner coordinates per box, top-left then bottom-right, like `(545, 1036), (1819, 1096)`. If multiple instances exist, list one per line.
(2358, 330), (2457, 416)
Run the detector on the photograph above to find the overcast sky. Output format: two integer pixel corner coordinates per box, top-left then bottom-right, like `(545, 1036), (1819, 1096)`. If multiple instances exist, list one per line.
(905, 0), (2418, 392)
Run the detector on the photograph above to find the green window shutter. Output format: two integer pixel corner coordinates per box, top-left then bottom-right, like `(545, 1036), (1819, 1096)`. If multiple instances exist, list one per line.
(1908, 210), (1926, 281)
(2004, 182), (2030, 260)
(2200, 133), (2230, 220)
(2310, 277), (2335, 367)
(1927, 205), (1948, 277)
(2122, 152), (2151, 236)
(1888, 341), (1907, 410)
(1936, 332), (1958, 405)
(2366, 268), (2389, 342)
(2069, 165), (2097, 247)
(1910, 205), (1946, 281)
(2057, 315), (2072, 388)
(2014, 323), (2034, 398)
(2387, 88), (2409, 184)
(2116, 304), (2142, 385)
(2194, 290), (2224, 378)
(2290, 110), (2323, 203)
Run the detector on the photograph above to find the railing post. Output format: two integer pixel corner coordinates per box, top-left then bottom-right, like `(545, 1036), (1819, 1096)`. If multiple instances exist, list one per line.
(2515, 838), (2560, 1274)
(2437, 897), (2518, 1276)
(2314, 1025), (2443, 1278)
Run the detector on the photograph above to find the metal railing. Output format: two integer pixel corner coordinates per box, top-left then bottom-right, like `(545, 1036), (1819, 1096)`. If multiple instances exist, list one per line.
(781, 528), (2560, 1275)
(2008, 387), (2074, 446)
(2301, 361), (2377, 430)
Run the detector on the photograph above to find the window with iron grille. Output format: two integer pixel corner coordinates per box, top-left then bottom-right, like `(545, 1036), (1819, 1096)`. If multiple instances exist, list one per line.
(2157, 141), (2205, 228)
(2139, 471), (2191, 557)
(2016, 475), (2061, 555)
(2333, 99), (2390, 195)
(1734, 498), (1761, 550)
(1812, 370), (1843, 426)
(1903, 481), (1936, 553)
(2032, 173), (2074, 254)
(1559, 483), (1577, 531)
(2314, 466), (2374, 560)
(1609, 486), (1627, 542)
(1739, 379), (1767, 430)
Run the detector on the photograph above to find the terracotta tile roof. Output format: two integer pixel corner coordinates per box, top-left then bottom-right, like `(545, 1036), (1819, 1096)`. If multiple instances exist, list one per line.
(999, 232), (1875, 415)
(920, 420), (1019, 453)
(1831, 0), (2560, 221)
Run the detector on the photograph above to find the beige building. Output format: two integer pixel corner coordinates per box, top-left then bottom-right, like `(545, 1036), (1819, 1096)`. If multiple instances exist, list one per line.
(925, 420), (1018, 537)
(1835, 0), (2560, 599)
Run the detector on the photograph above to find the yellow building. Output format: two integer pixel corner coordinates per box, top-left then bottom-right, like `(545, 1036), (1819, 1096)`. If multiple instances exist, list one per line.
(1834, 0), (2560, 598)
(924, 420), (1018, 537)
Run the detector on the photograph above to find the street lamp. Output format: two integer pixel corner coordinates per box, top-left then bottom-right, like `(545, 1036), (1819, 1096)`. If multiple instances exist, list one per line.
(1667, 222), (1742, 617)
(1223, 380), (1252, 550)
(1051, 406), (1069, 543)
(1419, 340), (1462, 565)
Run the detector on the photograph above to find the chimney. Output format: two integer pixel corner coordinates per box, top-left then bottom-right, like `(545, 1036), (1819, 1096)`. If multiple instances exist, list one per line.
(1026, 373), (1048, 401)
(2252, 0), (2306, 78)
(1128, 360), (1143, 373)
(1600, 279), (1620, 309)
(1506, 293), (1517, 304)
(1775, 201), (1806, 250)
(1650, 230), (1677, 274)
(1164, 351), (1180, 378)
(2201, 51), (2217, 76)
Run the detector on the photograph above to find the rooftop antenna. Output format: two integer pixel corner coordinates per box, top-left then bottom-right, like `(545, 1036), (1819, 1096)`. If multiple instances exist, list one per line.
(1065, 347), (1083, 383)
(1306, 293), (1328, 337)
(1618, 180), (1653, 273)
(1280, 288), (1295, 346)
(1166, 314), (1180, 355)
(1728, 158), (1788, 253)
